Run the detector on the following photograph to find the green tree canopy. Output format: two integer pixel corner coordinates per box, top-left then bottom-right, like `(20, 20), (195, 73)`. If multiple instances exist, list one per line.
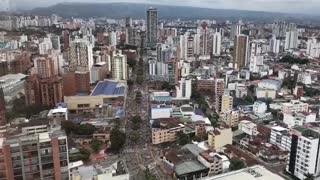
(229, 159), (246, 171)
(176, 132), (189, 146)
(91, 139), (102, 153)
(110, 128), (126, 152)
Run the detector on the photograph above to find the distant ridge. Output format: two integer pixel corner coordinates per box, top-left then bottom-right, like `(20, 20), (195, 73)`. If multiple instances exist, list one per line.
(29, 2), (318, 23)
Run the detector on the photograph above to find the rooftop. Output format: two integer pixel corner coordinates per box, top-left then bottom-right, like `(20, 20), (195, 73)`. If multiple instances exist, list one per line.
(152, 118), (184, 129)
(91, 80), (126, 96)
(200, 150), (222, 163)
(175, 160), (208, 176)
(180, 105), (194, 112)
(204, 165), (284, 180)
(151, 104), (172, 109)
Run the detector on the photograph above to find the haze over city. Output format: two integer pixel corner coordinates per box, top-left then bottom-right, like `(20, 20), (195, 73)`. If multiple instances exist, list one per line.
(11, 0), (320, 15)
(1, 0), (320, 180)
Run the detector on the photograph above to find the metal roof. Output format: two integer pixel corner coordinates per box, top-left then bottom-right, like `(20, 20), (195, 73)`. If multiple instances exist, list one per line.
(91, 80), (125, 96)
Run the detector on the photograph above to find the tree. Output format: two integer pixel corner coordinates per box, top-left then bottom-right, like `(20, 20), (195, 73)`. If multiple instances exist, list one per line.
(135, 91), (142, 103)
(192, 136), (202, 142)
(127, 59), (137, 68)
(76, 124), (96, 135)
(265, 98), (273, 111)
(144, 168), (157, 180)
(304, 173), (314, 180)
(129, 132), (141, 143)
(244, 95), (255, 104)
(62, 121), (76, 135)
(229, 159), (246, 171)
(176, 132), (189, 146)
(110, 128), (126, 152)
(210, 113), (219, 129)
(79, 148), (91, 162)
(62, 121), (96, 136)
(279, 55), (309, 65)
(131, 116), (142, 130)
(136, 75), (143, 85)
(161, 81), (175, 91)
(127, 80), (134, 88)
(132, 116), (142, 124)
(91, 139), (102, 153)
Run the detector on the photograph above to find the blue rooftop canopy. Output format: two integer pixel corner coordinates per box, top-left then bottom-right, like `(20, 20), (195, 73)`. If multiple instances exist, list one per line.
(91, 81), (125, 96)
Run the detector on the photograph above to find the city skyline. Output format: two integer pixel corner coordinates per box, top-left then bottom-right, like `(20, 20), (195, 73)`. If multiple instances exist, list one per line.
(11, 0), (320, 15)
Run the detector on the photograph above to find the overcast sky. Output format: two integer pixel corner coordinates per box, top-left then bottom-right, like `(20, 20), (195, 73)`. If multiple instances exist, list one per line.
(13, 0), (320, 15)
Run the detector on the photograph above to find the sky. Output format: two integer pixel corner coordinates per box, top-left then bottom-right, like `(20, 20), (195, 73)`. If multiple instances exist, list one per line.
(12, 0), (320, 15)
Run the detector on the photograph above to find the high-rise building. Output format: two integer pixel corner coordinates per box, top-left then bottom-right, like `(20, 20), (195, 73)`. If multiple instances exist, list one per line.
(231, 24), (242, 38)
(109, 31), (118, 46)
(250, 41), (263, 57)
(62, 30), (70, 50)
(51, 35), (60, 52)
(111, 50), (127, 80)
(212, 32), (221, 56)
(0, 88), (6, 131)
(307, 37), (320, 58)
(125, 16), (132, 28)
(285, 30), (298, 50)
(39, 77), (63, 106)
(215, 79), (225, 97)
(287, 126), (320, 180)
(126, 27), (139, 46)
(68, 39), (93, 82)
(33, 56), (55, 78)
(216, 92), (233, 114)
(270, 34), (280, 54)
(0, 131), (70, 180)
(39, 38), (53, 55)
(146, 7), (158, 48)
(249, 55), (264, 73)
(233, 34), (249, 69)
(180, 33), (195, 61)
(175, 78), (192, 100)
(198, 23), (211, 56)
(25, 75), (64, 107)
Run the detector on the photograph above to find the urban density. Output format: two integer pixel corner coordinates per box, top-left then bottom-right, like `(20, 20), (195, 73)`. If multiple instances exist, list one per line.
(1, 1), (320, 180)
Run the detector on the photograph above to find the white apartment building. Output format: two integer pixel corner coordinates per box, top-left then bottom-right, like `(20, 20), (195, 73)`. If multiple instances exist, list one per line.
(212, 32), (221, 56)
(220, 109), (240, 128)
(231, 24), (242, 38)
(39, 38), (53, 55)
(270, 34), (280, 54)
(256, 87), (277, 100)
(235, 83), (247, 98)
(287, 126), (320, 180)
(282, 100), (308, 114)
(307, 37), (320, 58)
(270, 126), (291, 151)
(283, 112), (316, 128)
(111, 50), (127, 80)
(175, 78), (192, 100)
(249, 55), (264, 73)
(198, 151), (223, 175)
(253, 101), (267, 115)
(285, 30), (298, 50)
(238, 120), (258, 136)
(258, 79), (282, 91)
(297, 72), (312, 85)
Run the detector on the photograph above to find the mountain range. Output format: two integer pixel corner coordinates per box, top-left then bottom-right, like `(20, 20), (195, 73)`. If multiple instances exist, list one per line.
(29, 2), (319, 23)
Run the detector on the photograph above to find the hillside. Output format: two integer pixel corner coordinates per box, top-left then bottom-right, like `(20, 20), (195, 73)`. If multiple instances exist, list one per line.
(28, 2), (313, 22)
